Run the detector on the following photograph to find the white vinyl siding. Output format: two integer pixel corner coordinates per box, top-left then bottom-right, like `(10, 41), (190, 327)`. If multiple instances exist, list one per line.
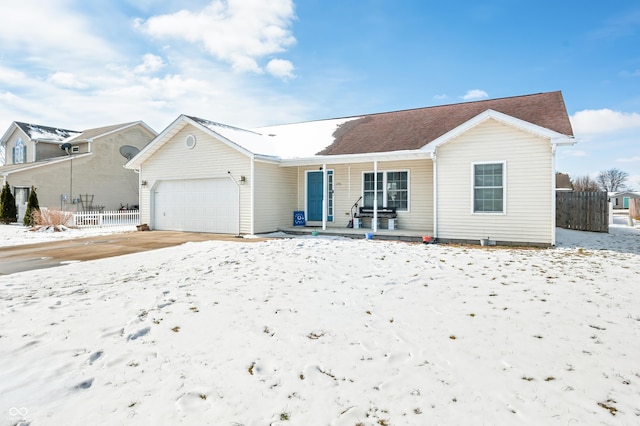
(139, 125), (252, 233)
(436, 119), (553, 245)
(253, 162), (297, 233)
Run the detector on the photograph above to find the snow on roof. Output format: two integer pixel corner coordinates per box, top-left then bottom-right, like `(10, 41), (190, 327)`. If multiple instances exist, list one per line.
(187, 116), (273, 157)
(251, 117), (363, 158)
(189, 115), (361, 159)
(15, 122), (81, 142)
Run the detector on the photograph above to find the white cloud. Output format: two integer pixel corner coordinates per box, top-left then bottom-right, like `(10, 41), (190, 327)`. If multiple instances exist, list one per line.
(47, 72), (89, 89)
(433, 94), (448, 100)
(0, 51), (310, 142)
(564, 149), (587, 157)
(462, 89), (489, 100)
(570, 109), (640, 134)
(0, 67), (27, 84)
(136, 0), (296, 77)
(628, 174), (640, 190)
(134, 54), (166, 74)
(0, 1), (117, 63)
(617, 156), (640, 163)
(266, 58), (294, 79)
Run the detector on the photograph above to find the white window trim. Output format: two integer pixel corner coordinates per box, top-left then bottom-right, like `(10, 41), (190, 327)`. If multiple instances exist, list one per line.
(362, 169), (411, 212)
(471, 161), (506, 215)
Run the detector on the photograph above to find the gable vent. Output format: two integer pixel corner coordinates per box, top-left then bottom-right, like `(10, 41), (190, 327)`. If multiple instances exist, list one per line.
(185, 134), (196, 149)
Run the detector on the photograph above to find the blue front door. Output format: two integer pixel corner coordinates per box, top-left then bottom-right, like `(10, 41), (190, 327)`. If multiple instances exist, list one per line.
(307, 171), (333, 222)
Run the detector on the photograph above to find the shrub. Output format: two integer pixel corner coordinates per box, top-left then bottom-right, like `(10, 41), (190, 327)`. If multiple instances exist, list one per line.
(23, 186), (40, 227)
(0, 182), (18, 224)
(32, 209), (73, 229)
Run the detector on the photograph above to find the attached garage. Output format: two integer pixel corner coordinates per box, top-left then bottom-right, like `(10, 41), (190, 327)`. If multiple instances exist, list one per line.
(153, 178), (239, 234)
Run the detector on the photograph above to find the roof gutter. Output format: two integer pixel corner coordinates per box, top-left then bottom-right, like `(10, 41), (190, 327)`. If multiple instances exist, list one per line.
(550, 136), (578, 147)
(279, 149), (432, 167)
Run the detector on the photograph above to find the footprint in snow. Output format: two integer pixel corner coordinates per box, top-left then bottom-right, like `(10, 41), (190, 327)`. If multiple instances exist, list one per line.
(89, 350), (104, 364)
(74, 378), (94, 390)
(128, 327), (150, 341)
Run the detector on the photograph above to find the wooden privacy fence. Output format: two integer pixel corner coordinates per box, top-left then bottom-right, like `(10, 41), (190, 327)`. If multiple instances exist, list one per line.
(73, 210), (140, 228)
(631, 198), (640, 220)
(556, 191), (608, 233)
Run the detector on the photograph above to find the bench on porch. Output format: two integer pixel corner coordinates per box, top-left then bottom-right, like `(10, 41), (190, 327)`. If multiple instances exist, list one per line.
(354, 206), (398, 230)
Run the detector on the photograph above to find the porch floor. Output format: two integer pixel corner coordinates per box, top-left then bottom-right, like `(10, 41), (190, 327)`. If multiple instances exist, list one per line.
(277, 225), (429, 243)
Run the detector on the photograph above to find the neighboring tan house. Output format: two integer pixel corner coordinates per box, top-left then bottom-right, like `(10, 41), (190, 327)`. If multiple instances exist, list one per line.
(125, 91), (576, 246)
(610, 191), (640, 210)
(1, 121), (157, 220)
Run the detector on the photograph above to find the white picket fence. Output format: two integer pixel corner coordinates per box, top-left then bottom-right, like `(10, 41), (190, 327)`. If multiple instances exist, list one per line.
(72, 210), (140, 228)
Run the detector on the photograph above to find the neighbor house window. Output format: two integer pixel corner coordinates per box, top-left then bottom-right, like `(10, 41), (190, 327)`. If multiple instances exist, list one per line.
(13, 187), (30, 206)
(363, 171), (409, 210)
(473, 162), (505, 213)
(13, 138), (26, 164)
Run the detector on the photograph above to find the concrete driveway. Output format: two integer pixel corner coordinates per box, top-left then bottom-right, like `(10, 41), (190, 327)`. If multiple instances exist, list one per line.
(0, 231), (264, 275)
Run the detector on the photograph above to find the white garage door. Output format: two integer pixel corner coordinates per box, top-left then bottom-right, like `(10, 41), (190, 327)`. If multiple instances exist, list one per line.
(154, 178), (239, 234)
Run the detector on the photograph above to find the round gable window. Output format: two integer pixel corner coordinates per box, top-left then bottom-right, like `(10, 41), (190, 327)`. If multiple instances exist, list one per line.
(185, 134), (196, 149)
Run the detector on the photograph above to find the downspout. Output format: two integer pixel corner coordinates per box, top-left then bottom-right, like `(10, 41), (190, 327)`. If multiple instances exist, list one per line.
(551, 143), (557, 246)
(322, 163), (327, 231)
(226, 171), (242, 237)
(431, 150), (438, 239)
(373, 160), (378, 233)
(133, 168), (142, 222)
(250, 154), (255, 235)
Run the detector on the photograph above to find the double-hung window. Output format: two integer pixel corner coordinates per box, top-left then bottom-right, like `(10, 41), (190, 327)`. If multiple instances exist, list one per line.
(473, 162), (505, 213)
(363, 171), (409, 211)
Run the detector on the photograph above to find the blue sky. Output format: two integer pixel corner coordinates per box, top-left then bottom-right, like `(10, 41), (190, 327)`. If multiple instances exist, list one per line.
(1, 0), (639, 188)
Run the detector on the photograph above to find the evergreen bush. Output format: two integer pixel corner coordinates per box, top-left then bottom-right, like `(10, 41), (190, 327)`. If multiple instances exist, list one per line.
(0, 182), (18, 224)
(23, 186), (40, 227)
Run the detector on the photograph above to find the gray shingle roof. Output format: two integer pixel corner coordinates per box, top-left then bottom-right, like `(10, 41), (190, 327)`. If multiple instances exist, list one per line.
(14, 122), (81, 142)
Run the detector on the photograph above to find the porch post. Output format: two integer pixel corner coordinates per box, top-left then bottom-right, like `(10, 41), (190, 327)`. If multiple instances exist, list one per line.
(432, 151), (438, 239)
(373, 160), (378, 233)
(322, 163), (327, 231)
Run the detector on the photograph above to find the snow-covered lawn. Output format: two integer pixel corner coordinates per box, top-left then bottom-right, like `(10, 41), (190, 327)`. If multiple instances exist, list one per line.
(0, 224), (138, 247)
(1, 221), (639, 425)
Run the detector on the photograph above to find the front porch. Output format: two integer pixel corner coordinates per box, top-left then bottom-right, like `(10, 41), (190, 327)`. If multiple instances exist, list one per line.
(278, 225), (428, 242)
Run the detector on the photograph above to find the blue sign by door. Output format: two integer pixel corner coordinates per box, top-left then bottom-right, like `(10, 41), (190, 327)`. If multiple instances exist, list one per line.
(293, 211), (306, 226)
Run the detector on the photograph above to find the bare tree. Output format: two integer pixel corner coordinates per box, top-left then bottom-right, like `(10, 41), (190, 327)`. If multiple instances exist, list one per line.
(572, 175), (601, 192)
(597, 168), (629, 192)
